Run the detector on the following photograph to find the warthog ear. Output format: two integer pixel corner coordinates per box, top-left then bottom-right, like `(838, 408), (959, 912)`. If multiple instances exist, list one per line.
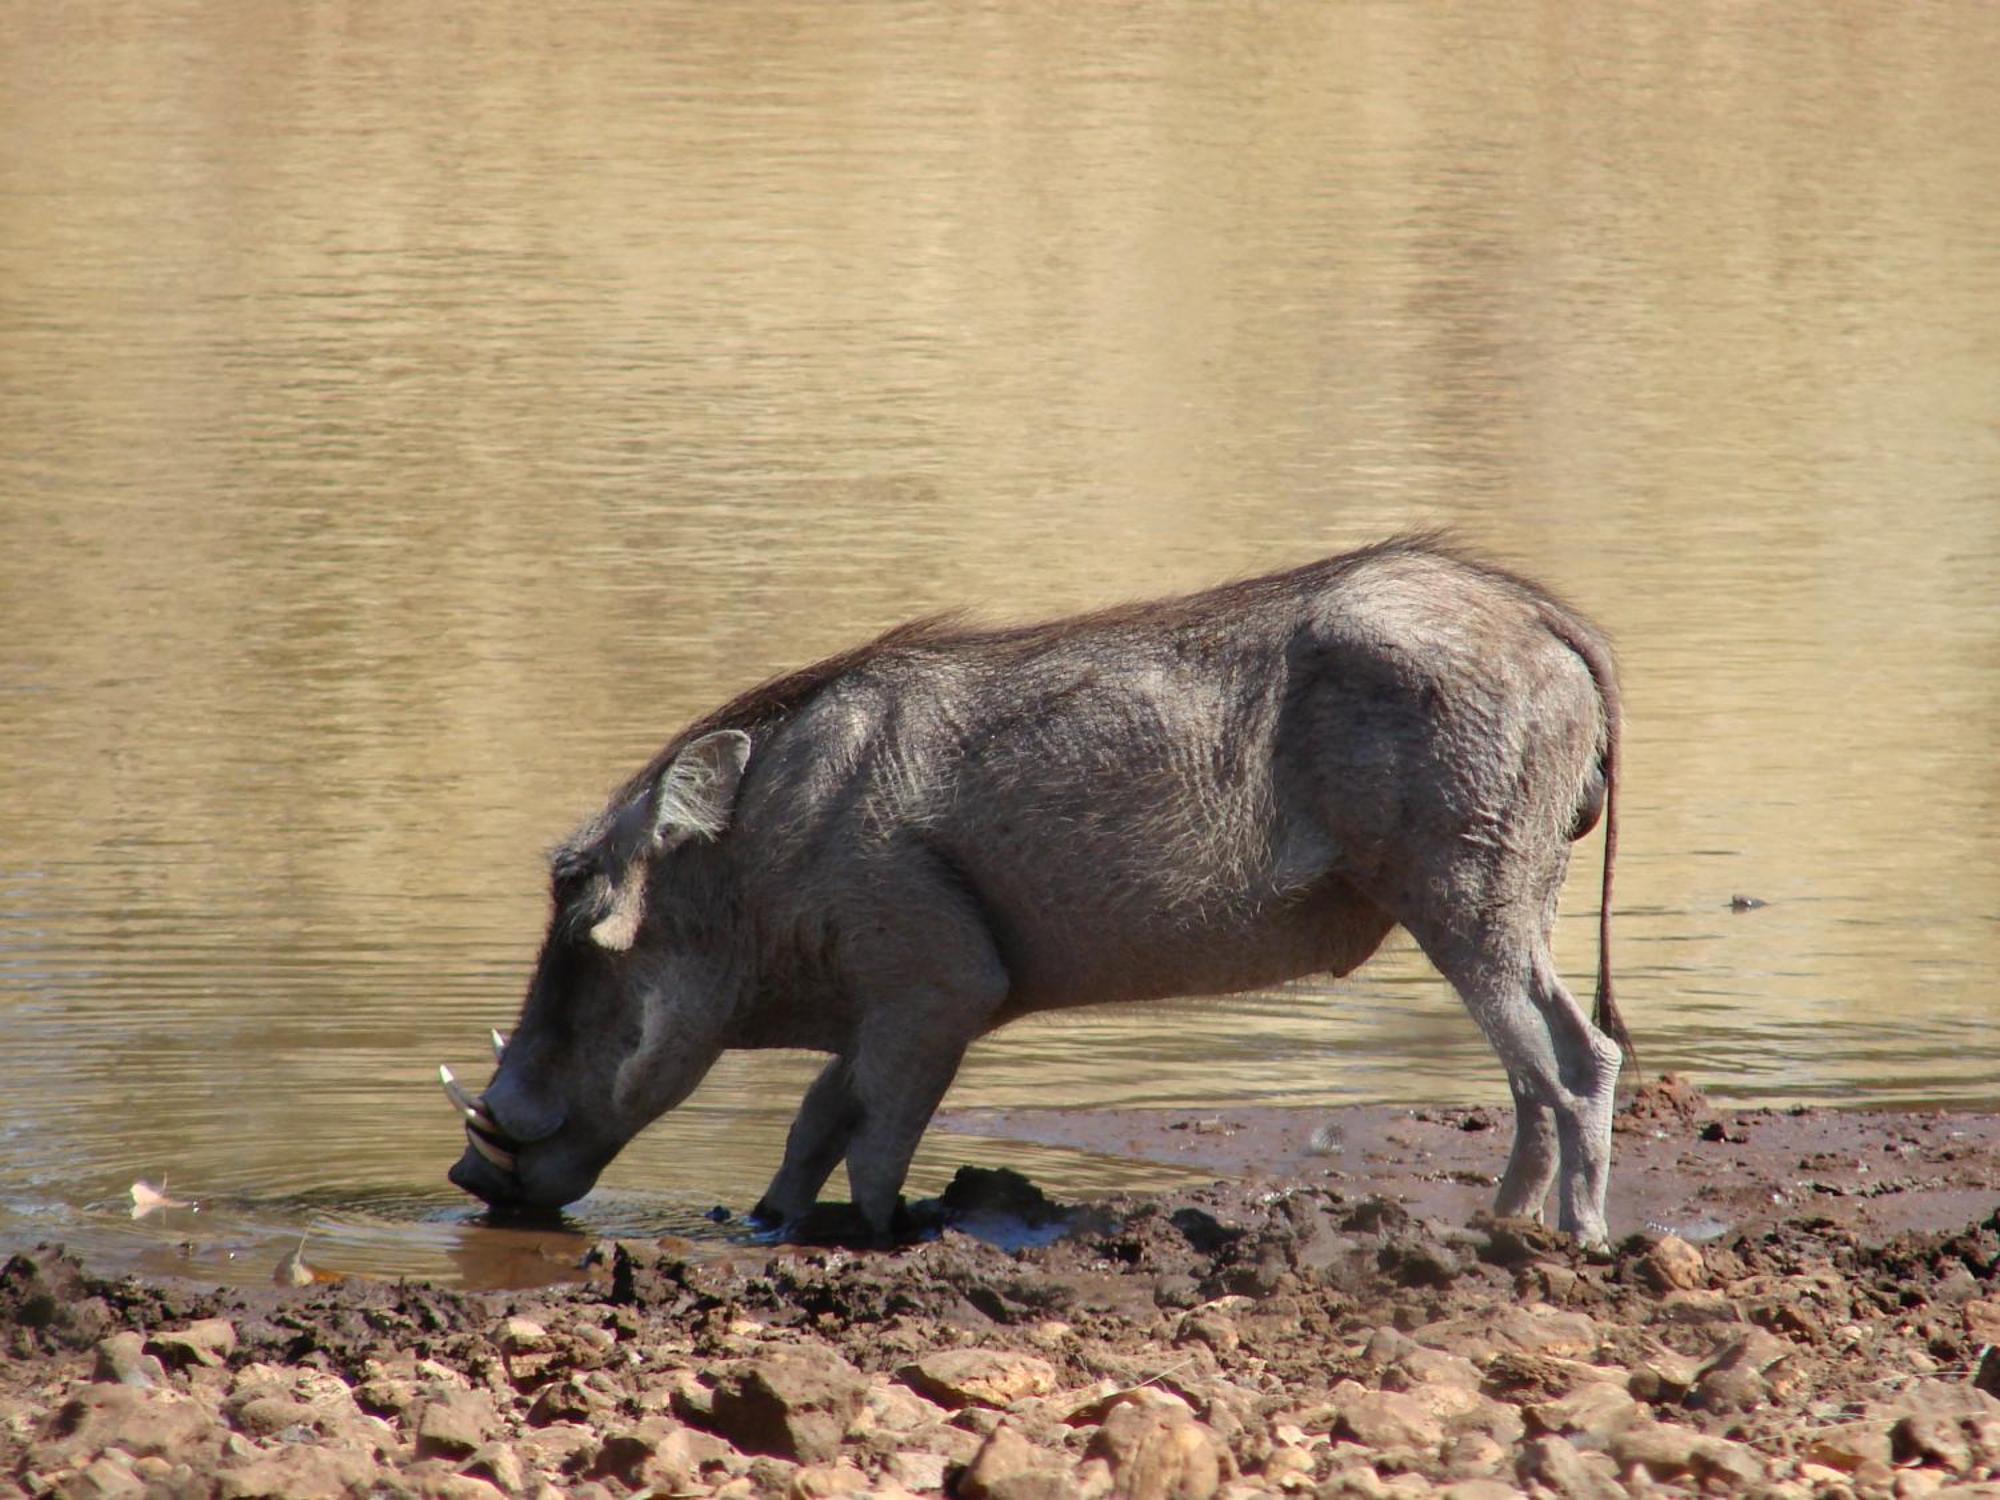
(651, 729), (752, 846)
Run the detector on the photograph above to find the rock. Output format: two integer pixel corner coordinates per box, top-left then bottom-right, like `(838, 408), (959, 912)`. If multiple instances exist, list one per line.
(886, 1449), (952, 1492)
(1609, 1419), (1764, 1488)
(39, 1384), (219, 1465)
(1175, 1312), (1240, 1355)
(1803, 1420), (1894, 1473)
(1976, 1345), (2000, 1399)
(1654, 1288), (1739, 1325)
(212, 1448), (390, 1500)
(527, 1375), (602, 1426)
(1065, 1385), (1194, 1429)
(1689, 1327), (1814, 1412)
(1626, 1347), (1704, 1405)
(76, 1454), (152, 1498)
(701, 1350), (869, 1464)
(854, 1381), (947, 1435)
(1385, 1348), (1482, 1393)
(1516, 1434), (1626, 1500)
(956, 1422), (1071, 1500)
(1084, 1401), (1230, 1500)
(1877, 1379), (2000, 1423)
(786, 1459), (873, 1497)
(1637, 1234), (1707, 1293)
(1893, 1413), (1976, 1473)
(590, 1417), (698, 1492)
(398, 1468), (510, 1500)
(227, 1394), (321, 1438)
(494, 1315), (548, 1352)
(460, 1442), (529, 1494)
(898, 1348), (1058, 1410)
(413, 1388), (500, 1461)
(148, 1318), (238, 1369)
(514, 1419), (602, 1475)
(1440, 1432), (1506, 1479)
(1259, 1443), (1317, 1489)
(91, 1332), (164, 1389)
(1521, 1380), (1641, 1441)
(1416, 1305), (1600, 1359)
(1326, 1382), (1445, 1453)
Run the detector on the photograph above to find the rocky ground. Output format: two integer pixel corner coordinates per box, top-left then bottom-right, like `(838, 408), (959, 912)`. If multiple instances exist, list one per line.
(6, 1077), (2000, 1499)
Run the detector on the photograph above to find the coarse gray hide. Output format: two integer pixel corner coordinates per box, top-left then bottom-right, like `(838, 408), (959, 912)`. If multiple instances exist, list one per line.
(446, 537), (1631, 1245)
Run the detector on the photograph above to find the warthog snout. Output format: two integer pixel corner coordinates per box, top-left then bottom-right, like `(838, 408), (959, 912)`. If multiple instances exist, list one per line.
(439, 1040), (590, 1211)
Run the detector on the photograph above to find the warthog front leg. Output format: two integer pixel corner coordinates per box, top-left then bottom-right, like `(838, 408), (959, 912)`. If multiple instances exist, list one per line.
(836, 999), (992, 1242)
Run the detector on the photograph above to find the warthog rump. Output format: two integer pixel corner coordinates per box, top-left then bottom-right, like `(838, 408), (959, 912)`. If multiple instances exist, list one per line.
(445, 536), (1631, 1244)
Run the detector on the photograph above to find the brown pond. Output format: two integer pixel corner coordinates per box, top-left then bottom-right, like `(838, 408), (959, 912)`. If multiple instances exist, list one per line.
(2, 2), (1996, 1285)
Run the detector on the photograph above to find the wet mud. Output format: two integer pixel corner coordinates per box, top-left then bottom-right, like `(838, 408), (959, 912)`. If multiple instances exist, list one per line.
(7, 1078), (2000, 1498)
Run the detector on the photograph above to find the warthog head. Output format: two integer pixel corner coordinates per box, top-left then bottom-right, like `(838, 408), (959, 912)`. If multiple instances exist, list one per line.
(444, 730), (752, 1214)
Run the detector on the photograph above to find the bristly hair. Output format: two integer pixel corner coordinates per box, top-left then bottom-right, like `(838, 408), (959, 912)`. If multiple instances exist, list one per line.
(591, 530), (1605, 834)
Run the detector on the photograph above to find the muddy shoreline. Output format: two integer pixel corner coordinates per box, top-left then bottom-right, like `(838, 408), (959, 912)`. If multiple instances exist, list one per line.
(7, 1077), (2000, 1498)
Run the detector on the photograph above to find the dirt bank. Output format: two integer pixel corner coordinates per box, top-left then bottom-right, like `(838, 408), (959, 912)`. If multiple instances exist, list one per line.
(6, 1078), (2000, 1499)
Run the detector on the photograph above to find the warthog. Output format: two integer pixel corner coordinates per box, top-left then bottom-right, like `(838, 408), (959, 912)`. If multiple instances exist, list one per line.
(445, 536), (1631, 1243)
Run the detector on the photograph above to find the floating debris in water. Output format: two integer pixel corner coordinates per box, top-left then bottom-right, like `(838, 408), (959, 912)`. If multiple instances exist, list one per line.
(129, 1181), (193, 1219)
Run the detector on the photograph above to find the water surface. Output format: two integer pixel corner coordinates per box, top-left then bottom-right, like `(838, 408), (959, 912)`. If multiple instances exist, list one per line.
(2, 2), (1996, 1284)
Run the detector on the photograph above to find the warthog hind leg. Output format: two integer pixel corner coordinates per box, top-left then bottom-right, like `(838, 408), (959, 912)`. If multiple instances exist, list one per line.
(1411, 925), (1621, 1247)
(1494, 1074), (1559, 1221)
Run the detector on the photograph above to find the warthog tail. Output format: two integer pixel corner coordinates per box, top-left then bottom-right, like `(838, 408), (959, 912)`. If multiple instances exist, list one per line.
(1539, 602), (1633, 1062)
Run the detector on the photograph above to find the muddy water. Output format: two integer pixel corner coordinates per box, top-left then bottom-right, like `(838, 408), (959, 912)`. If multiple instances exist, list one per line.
(2, 3), (1996, 1286)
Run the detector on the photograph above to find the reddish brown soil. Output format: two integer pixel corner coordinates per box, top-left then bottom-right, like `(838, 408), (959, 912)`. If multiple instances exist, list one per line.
(5, 1078), (2000, 1499)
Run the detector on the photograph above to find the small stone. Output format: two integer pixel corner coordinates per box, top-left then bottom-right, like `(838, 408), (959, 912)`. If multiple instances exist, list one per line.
(898, 1349), (1059, 1410)
(1084, 1402), (1229, 1500)
(956, 1422), (1071, 1500)
(67, 1455), (145, 1500)
(460, 1442), (528, 1495)
(494, 1316), (548, 1353)
(1440, 1433), (1506, 1478)
(1516, 1434), (1626, 1500)
(149, 1318), (238, 1369)
(212, 1449), (389, 1500)
(1609, 1420), (1763, 1488)
(1892, 1414), (1974, 1474)
(414, 1389), (500, 1461)
(92, 1332), (164, 1389)
(42, 1385), (219, 1465)
(1261, 1444), (1317, 1488)
(1523, 1381), (1641, 1441)
(1638, 1235), (1707, 1293)
(1804, 1420), (1894, 1473)
(1327, 1382), (1445, 1453)
(702, 1350), (869, 1464)
(228, 1395), (320, 1438)
(786, 1460), (872, 1498)
(886, 1450), (951, 1492)
(1416, 1305), (1601, 1359)
(1649, 1288), (1738, 1326)
(590, 1418), (697, 1492)
(527, 1376), (601, 1427)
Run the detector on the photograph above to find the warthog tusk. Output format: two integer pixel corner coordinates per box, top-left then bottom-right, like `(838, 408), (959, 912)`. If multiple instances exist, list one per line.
(464, 1125), (517, 1172)
(440, 1064), (520, 1172)
(438, 1065), (493, 1127)
(490, 1028), (508, 1062)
